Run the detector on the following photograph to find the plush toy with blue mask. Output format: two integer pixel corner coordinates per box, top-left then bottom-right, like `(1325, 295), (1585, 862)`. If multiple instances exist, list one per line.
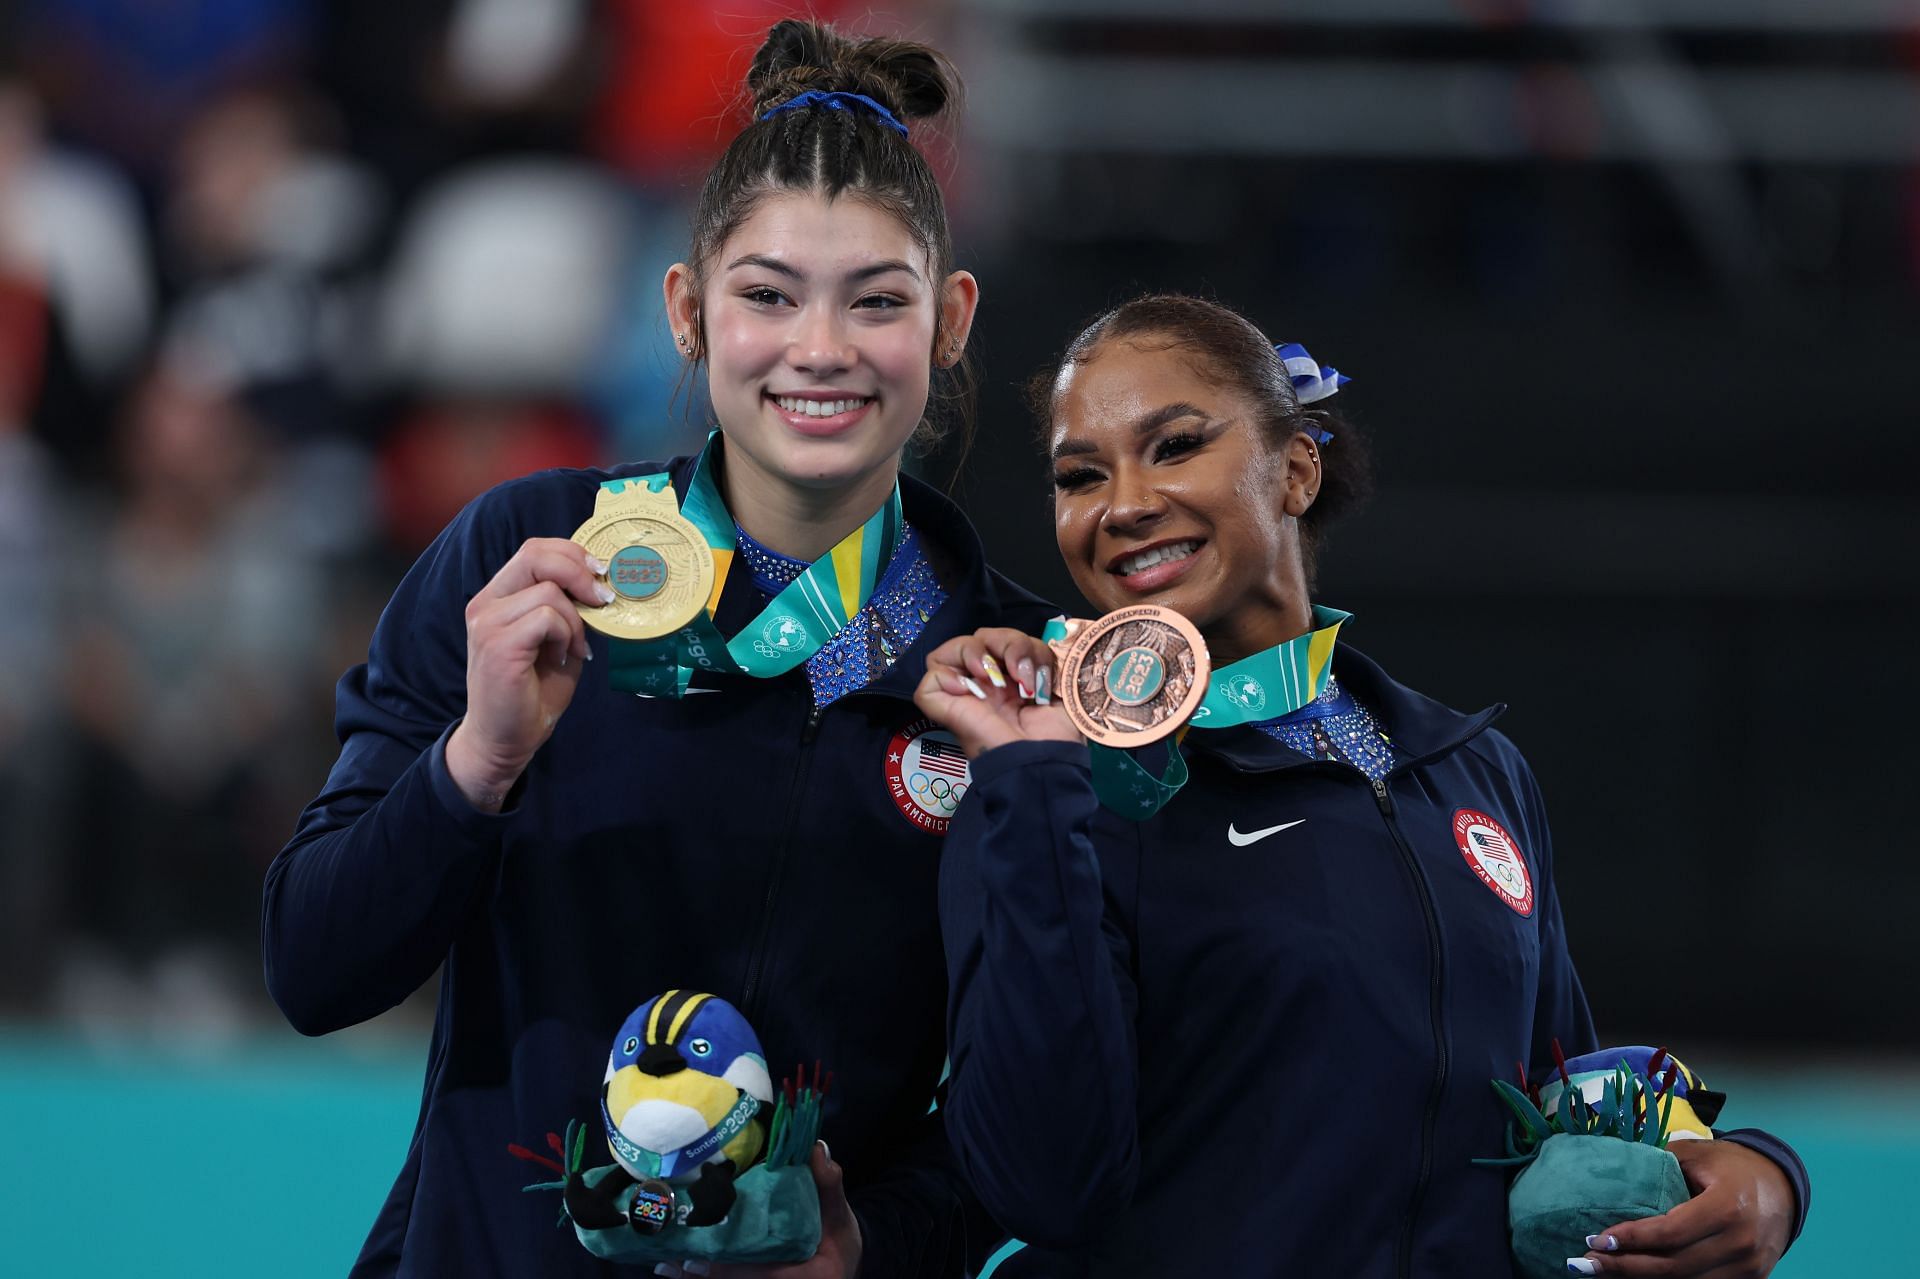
(512, 990), (827, 1265)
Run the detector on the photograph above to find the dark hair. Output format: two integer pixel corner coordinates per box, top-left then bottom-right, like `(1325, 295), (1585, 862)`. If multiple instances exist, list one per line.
(684, 19), (969, 451)
(1029, 292), (1374, 585)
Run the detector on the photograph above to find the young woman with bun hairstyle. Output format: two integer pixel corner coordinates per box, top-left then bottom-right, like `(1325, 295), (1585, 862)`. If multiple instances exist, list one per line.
(264, 20), (1044, 1277)
(916, 294), (1809, 1278)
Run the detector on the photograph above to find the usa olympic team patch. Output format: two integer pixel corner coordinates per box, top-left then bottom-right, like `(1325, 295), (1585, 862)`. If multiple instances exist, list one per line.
(1453, 808), (1535, 916)
(886, 719), (971, 835)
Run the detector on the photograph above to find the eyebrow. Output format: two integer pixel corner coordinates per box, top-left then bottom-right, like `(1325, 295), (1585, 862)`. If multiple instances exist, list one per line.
(723, 254), (922, 284)
(1051, 402), (1211, 460)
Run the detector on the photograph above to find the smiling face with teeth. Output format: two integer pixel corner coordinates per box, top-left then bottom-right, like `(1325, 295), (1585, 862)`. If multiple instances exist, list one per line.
(1048, 339), (1324, 665)
(665, 192), (977, 557)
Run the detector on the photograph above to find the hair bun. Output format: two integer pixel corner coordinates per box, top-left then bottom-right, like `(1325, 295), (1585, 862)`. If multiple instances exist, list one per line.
(746, 19), (959, 125)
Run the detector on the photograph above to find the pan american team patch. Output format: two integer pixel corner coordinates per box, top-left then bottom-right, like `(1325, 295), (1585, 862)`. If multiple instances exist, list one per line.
(886, 719), (971, 835)
(1453, 808), (1535, 916)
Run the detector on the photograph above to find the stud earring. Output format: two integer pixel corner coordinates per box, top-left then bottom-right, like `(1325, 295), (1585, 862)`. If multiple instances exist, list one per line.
(677, 333), (691, 352)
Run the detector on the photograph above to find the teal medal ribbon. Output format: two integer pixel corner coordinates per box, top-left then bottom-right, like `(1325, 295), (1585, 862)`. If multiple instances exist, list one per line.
(1047, 605), (1352, 819)
(608, 434), (904, 697)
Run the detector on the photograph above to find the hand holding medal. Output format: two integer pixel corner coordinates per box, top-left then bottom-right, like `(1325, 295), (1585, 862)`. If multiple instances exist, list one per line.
(919, 604), (1346, 819)
(445, 537), (606, 812)
(1042, 606), (1209, 747)
(569, 477), (715, 641)
(914, 605), (1210, 761)
(448, 474), (713, 816)
(916, 626), (1079, 759)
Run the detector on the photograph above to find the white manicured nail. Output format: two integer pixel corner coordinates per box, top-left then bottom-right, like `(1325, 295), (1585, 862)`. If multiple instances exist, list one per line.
(980, 655), (1008, 688)
(1585, 1235), (1618, 1252)
(960, 676), (988, 700)
(586, 555), (608, 574)
(682, 1263), (710, 1277)
(1035, 667), (1051, 706)
(1567, 1261), (1598, 1276)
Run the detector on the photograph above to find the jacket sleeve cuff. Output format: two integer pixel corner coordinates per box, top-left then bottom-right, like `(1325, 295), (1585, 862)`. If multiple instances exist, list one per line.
(1715, 1127), (1810, 1246)
(966, 738), (1090, 788)
(425, 723), (526, 836)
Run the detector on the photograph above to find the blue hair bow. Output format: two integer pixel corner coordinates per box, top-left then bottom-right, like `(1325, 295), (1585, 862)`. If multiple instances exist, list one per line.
(1275, 342), (1348, 443)
(759, 91), (909, 137)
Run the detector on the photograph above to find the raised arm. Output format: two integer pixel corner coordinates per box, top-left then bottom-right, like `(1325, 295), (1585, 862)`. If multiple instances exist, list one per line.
(261, 487), (602, 1034)
(916, 631), (1142, 1247)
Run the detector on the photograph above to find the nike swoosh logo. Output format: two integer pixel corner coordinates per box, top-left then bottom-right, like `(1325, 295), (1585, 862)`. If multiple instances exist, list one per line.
(1227, 819), (1306, 847)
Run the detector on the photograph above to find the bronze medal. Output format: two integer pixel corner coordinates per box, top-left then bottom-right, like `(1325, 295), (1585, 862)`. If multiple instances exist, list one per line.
(1047, 605), (1210, 747)
(570, 482), (715, 641)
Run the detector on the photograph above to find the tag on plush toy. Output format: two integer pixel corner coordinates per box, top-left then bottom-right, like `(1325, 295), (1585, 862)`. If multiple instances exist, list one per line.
(1476, 1044), (1727, 1279)
(512, 989), (829, 1265)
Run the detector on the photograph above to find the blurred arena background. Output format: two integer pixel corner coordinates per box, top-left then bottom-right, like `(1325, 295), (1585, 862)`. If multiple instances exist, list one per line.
(0, 0), (1913, 1273)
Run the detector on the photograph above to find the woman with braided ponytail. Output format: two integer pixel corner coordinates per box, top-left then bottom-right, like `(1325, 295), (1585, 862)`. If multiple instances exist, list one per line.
(264, 21), (1038, 1277)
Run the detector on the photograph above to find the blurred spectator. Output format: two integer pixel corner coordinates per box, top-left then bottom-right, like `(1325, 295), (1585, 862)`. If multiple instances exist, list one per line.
(159, 83), (385, 557)
(49, 349), (325, 1034)
(17, 0), (309, 181)
(590, 0), (862, 185)
(165, 83), (379, 283)
(380, 159), (626, 396)
(0, 76), (155, 471)
(0, 272), (61, 1009)
(377, 396), (601, 554)
(310, 0), (598, 201)
(372, 159), (620, 549)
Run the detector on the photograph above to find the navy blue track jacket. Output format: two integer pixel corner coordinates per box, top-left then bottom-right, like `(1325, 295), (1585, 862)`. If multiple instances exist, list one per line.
(262, 454), (1052, 1277)
(939, 646), (1810, 1277)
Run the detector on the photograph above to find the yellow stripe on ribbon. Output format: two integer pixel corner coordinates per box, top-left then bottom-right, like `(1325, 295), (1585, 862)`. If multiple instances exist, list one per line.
(705, 550), (733, 617)
(1306, 616), (1343, 688)
(829, 534), (864, 621)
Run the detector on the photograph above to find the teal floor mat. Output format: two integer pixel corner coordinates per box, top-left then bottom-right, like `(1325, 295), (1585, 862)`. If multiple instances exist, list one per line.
(0, 1031), (1905, 1276)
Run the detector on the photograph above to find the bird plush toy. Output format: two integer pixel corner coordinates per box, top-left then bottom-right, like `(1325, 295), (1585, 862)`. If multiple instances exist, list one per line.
(1478, 1044), (1727, 1279)
(570, 989), (774, 1230)
(513, 990), (827, 1266)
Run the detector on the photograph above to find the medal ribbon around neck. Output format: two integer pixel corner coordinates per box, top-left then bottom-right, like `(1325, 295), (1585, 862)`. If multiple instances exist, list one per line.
(603, 434), (904, 697)
(1045, 605), (1350, 818)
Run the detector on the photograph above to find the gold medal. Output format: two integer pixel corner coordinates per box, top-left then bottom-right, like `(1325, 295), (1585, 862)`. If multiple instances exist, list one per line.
(1047, 606), (1210, 747)
(570, 482), (715, 640)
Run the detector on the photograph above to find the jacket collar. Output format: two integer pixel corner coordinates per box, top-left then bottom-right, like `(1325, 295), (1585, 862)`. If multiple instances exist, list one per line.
(864, 468), (1039, 701)
(630, 449), (1045, 705)
(1195, 644), (1504, 776)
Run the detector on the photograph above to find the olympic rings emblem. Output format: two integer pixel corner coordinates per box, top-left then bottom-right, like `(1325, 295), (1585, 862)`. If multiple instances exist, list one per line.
(908, 771), (968, 812)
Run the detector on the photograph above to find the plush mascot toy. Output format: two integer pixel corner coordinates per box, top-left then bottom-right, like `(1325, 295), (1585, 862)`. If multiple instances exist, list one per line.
(512, 990), (827, 1265)
(1478, 1045), (1726, 1279)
